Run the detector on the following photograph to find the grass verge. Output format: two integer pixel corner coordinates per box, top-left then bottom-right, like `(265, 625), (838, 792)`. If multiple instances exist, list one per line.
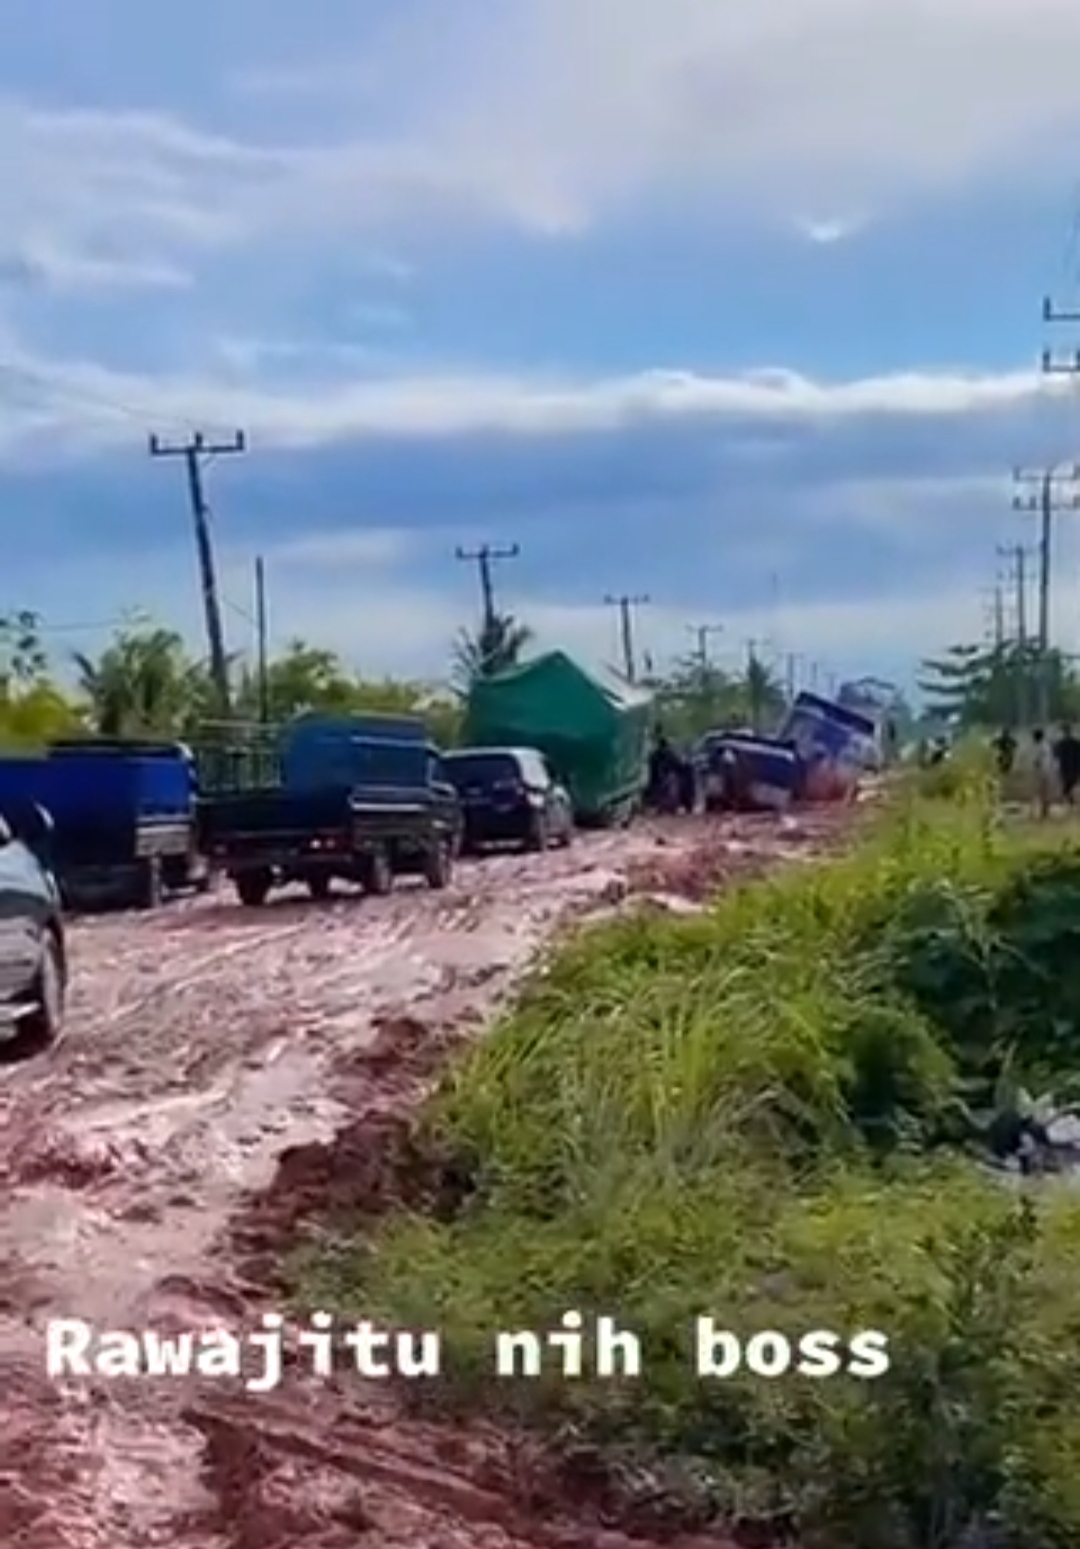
(293, 769), (1080, 1548)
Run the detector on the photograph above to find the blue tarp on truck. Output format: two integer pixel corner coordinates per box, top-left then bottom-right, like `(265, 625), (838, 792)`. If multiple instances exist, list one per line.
(280, 712), (432, 793)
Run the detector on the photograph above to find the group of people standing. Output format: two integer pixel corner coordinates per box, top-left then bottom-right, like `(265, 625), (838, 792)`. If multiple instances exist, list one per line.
(992, 724), (1080, 807)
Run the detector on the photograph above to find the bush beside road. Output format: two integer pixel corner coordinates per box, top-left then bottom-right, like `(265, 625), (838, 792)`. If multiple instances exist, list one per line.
(297, 776), (1080, 1548)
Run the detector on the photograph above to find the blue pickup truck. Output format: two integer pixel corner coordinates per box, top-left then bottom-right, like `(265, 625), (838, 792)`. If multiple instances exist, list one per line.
(0, 739), (206, 909)
(194, 713), (462, 906)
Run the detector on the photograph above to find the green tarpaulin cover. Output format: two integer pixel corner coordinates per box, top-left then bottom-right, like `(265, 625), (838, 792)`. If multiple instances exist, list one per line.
(462, 651), (652, 819)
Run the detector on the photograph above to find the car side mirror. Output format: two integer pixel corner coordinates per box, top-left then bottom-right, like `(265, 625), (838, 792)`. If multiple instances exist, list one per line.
(5, 801), (54, 855)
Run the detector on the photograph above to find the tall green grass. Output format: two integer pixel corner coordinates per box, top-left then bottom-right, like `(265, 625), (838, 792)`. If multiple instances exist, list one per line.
(295, 783), (1080, 1548)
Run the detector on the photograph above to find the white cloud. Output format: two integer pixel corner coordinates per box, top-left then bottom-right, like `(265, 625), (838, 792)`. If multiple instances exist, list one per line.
(394, 0), (1080, 227)
(1, 0), (1078, 281)
(251, 527), (416, 569)
(0, 336), (1061, 463)
(0, 242), (189, 294)
(794, 215), (865, 245)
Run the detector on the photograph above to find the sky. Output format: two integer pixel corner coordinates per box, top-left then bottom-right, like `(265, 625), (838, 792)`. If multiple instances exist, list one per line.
(4, 0), (1080, 695)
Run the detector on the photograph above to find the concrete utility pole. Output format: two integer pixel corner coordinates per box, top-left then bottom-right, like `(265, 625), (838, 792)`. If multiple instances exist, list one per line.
(455, 543), (519, 628)
(998, 542), (1035, 724)
(149, 430), (245, 717)
(605, 594), (649, 682)
(686, 622), (723, 675)
(254, 555), (269, 724)
(1012, 463), (1080, 724)
(982, 584), (1006, 650)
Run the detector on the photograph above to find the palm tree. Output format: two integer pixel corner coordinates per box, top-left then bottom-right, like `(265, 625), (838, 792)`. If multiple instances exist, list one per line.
(73, 627), (207, 736)
(451, 611), (532, 692)
(742, 654), (785, 731)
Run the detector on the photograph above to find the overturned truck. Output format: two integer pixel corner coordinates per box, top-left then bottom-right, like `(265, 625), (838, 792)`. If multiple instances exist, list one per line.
(463, 651), (651, 826)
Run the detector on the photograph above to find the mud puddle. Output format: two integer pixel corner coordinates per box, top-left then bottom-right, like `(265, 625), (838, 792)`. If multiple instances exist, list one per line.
(0, 814), (852, 1547)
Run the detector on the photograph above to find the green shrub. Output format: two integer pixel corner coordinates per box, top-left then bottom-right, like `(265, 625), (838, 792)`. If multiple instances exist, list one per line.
(292, 794), (1080, 1547)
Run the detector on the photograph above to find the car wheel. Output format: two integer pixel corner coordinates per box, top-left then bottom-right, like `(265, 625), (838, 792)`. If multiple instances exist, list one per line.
(525, 811), (549, 851)
(424, 836), (453, 889)
(15, 930), (64, 1057)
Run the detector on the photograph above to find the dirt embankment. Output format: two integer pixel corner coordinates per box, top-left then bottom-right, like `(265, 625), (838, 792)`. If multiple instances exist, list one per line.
(0, 811), (853, 1549)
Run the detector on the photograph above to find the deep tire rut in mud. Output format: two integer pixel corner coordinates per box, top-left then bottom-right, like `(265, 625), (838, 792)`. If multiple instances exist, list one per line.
(0, 814), (852, 1548)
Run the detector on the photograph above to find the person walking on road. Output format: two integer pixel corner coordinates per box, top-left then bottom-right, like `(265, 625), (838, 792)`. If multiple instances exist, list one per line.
(992, 725), (1017, 776)
(1030, 727), (1055, 817)
(1054, 723), (1080, 806)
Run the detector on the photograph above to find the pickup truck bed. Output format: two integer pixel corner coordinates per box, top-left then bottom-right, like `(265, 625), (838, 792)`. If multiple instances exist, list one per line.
(196, 783), (459, 906)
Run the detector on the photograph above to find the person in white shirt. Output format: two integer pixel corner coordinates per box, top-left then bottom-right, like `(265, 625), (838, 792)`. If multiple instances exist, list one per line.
(1030, 728), (1055, 816)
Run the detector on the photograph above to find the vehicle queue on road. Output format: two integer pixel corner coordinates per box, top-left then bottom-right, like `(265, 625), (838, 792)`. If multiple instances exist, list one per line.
(0, 655), (879, 1060)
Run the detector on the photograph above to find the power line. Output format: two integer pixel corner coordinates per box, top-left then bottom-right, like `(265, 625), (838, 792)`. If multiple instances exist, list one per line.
(604, 593), (649, 682)
(454, 543), (519, 628)
(149, 430), (245, 717)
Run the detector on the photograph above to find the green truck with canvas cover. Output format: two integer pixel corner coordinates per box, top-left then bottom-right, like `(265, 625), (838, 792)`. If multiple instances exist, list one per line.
(462, 651), (652, 824)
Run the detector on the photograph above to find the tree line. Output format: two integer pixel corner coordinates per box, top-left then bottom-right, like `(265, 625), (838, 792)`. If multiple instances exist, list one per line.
(0, 602), (797, 752)
(918, 640), (1080, 728)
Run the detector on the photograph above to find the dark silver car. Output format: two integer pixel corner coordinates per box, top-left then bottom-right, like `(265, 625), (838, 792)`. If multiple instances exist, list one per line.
(0, 804), (66, 1057)
(444, 747), (574, 852)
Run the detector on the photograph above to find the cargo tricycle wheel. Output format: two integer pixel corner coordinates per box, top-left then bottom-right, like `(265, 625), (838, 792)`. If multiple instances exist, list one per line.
(235, 869), (271, 907)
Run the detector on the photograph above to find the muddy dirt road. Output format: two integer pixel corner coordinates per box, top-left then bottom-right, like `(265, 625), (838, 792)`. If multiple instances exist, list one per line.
(0, 814), (849, 1548)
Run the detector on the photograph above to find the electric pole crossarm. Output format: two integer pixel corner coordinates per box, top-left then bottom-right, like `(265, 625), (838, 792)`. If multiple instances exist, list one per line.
(1040, 298), (1080, 372)
(455, 543), (520, 628)
(1043, 297), (1080, 323)
(149, 432), (246, 456)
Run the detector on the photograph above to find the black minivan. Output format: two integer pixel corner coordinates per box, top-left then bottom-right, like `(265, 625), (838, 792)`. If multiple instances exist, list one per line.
(443, 747), (573, 852)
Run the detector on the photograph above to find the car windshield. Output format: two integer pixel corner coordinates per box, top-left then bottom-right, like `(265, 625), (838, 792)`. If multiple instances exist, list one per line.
(444, 752), (520, 787)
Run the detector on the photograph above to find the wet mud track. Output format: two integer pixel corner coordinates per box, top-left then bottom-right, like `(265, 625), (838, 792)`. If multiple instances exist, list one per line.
(0, 813), (852, 1548)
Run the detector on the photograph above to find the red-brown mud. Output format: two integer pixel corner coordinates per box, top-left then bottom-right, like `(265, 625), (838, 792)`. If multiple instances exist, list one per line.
(0, 812), (853, 1548)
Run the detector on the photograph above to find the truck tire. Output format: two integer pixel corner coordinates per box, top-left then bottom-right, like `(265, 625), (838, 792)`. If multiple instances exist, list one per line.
(308, 875), (332, 901)
(14, 929), (65, 1058)
(235, 870), (271, 907)
(136, 855), (163, 910)
(424, 836), (452, 890)
(525, 812), (549, 852)
(361, 846), (393, 896)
